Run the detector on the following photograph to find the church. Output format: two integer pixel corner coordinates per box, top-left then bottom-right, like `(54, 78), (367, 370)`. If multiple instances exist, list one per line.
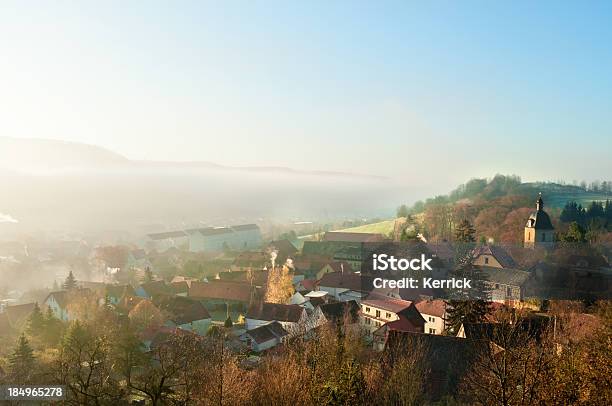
(524, 193), (554, 248)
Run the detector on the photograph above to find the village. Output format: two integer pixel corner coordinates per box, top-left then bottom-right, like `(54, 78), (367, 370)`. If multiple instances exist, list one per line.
(1, 193), (610, 403)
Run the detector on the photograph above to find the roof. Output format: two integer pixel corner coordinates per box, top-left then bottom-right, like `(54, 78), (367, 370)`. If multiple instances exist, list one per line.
(232, 251), (269, 267)
(415, 299), (447, 318)
(268, 240), (298, 255)
(188, 281), (252, 302)
(169, 281), (190, 295)
(321, 261), (353, 273)
(374, 315), (423, 335)
(244, 321), (288, 344)
(298, 279), (319, 292)
(217, 269), (268, 286)
(473, 245), (518, 268)
(45, 291), (69, 308)
(247, 302), (305, 323)
(105, 284), (135, 299)
(3, 302), (36, 327)
(139, 281), (173, 297)
(147, 231), (188, 240)
(362, 293), (413, 313)
(155, 296), (211, 325)
(478, 266), (531, 286)
(318, 272), (372, 292)
(319, 301), (360, 323)
(322, 231), (386, 243)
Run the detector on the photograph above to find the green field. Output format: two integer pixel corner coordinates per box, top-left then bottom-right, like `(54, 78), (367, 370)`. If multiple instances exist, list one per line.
(338, 219), (396, 235)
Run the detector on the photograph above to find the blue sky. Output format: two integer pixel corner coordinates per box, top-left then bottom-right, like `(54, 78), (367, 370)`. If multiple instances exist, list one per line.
(1, 1), (611, 186)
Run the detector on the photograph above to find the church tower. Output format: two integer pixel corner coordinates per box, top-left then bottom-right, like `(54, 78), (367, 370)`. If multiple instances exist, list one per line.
(524, 193), (554, 248)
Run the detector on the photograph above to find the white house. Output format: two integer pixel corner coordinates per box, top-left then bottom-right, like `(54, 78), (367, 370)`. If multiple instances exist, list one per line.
(415, 299), (447, 335)
(246, 302), (308, 334)
(240, 321), (288, 352)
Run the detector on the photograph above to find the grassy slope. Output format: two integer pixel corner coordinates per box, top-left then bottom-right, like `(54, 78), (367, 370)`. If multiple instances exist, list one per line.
(338, 219), (396, 235)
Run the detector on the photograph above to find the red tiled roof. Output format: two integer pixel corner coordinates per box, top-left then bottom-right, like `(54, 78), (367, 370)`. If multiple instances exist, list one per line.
(247, 302), (305, 323)
(188, 281), (252, 303)
(415, 299), (446, 318)
(362, 293), (412, 313)
(318, 272), (371, 292)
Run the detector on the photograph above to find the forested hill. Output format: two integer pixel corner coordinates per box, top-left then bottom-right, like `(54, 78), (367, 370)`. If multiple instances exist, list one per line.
(400, 175), (611, 244)
(407, 175), (611, 214)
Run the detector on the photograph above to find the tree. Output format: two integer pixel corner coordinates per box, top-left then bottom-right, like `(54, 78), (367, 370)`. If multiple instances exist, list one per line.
(143, 266), (154, 283)
(9, 334), (36, 384)
(63, 270), (77, 290)
(560, 222), (587, 243)
(43, 306), (63, 346)
(454, 219), (476, 243)
(396, 204), (409, 218)
(224, 316), (233, 328)
(26, 302), (45, 338)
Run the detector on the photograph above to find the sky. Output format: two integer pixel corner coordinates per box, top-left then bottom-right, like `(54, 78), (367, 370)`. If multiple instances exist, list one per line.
(1, 1), (611, 185)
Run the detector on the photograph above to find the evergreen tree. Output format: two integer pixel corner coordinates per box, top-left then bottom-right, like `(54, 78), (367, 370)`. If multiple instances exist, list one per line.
(26, 302), (45, 337)
(560, 222), (587, 243)
(143, 266), (154, 283)
(9, 334), (36, 383)
(63, 270), (77, 290)
(43, 306), (63, 346)
(224, 316), (233, 328)
(454, 219), (476, 243)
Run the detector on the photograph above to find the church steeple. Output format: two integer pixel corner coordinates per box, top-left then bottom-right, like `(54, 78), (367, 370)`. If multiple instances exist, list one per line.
(536, 192), (543, 211)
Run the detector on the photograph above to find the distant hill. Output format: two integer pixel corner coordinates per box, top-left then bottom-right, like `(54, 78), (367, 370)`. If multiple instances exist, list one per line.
(0, 136), (383, 179)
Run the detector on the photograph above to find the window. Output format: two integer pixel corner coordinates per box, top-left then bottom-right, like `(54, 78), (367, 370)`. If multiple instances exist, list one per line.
(495, 283), (500, 289)
(507, 287), (512, 297)
(429, 328), (436, 334)
(428, 316), (434, 322)
(484, 257), (489, 264)
(365, 317), (370, 325)
(385, 312), (391, 319)
(375, 310), (381, 318)
(541, 233), (546, 242)
(365, 307), (370, 313)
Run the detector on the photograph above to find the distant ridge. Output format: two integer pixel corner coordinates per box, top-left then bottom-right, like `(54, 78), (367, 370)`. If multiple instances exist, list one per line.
(0, 136), (385, 179)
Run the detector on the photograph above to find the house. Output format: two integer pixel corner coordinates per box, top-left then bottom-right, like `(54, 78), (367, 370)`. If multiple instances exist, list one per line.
(231, 251), (269, 272)
(316, 261), (353, 280)
(472, 245), (518, 269)
(146, 231), (189, 252)
(217, 269), (268, 288)
(318, 272), (372, 303)
(478, 266), (531, 304)
(360, 294), (425, 337)
(240, 321), (289, 352)
(415, 299), (447, 335)
(289, 292), (314, 311)
(187, 224), (262, 253)
(188, 280), (253, 311)
(171, 275), (198, 285)
(293, 254), (334, 280)
(105, 284), (136, 305)
(295, 279), (318, 293)
(0, 302), (36, 335)
(44, 290), (94, 321)
(135, 281), (174, 299)
(245, 302), (308, 333)
(169, 281), (190, 297)
(155, 296), (212, 335)
(268, 239), (298, 263)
